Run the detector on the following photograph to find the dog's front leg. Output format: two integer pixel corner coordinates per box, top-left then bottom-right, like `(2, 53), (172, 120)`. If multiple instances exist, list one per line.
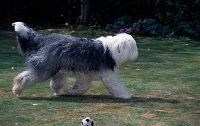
(101, 70), (131, 99)
(68, 72), (93, 95)
(12, 70), (37, 96)
(50, 70), (69, 95)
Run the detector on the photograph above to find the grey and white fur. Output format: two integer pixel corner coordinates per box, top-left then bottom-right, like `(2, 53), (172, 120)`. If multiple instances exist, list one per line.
(12, 22), (138, 99)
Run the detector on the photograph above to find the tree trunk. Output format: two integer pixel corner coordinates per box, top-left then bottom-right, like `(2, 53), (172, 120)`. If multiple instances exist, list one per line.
(81, 0), (89, 25)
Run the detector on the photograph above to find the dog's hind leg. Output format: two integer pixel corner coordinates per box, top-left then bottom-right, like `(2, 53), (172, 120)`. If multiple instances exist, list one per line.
(12, 70), (39, 96)
(50, 70), (69, 95)
(100, 70), (131, 99)
(68, 72), (93, 95)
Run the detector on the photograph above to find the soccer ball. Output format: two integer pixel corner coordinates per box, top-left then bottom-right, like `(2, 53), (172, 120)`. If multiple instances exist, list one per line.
(81, 117), (94, 126)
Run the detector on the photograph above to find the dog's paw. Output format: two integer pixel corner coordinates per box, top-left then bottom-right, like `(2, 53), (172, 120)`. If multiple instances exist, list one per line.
(12, 85), (22, 96)
(54, 88), (69, 96)
(113, 93), (132, 99)
(67, 88), (88, 95)
(12, 78), (23, 96)
(54, 92), (68, 96)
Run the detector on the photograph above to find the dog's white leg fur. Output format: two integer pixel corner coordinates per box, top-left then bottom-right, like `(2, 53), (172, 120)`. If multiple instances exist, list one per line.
(100, 69), (131, 99)
(67, 72), (93, 95)
(50, 71), (69, 95)
(12, 71), (38, 96)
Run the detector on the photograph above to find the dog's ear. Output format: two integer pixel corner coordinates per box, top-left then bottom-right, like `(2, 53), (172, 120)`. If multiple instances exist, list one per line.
(117, 44), (120, 54)
(117, 42), (126, 54)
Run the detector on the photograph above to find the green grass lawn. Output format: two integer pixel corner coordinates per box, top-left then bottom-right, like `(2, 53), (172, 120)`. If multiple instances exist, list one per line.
(0, 27), (200, 126)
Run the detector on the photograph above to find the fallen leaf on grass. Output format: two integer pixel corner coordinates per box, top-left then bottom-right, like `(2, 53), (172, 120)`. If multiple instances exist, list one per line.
(155, 109), (175, 113)
(69, 30), (75, 34)
(141, 111), (157, 118)
(135, 69), (140, 71)
(193, 111), (200, 114)
(185, 96), (195, 99)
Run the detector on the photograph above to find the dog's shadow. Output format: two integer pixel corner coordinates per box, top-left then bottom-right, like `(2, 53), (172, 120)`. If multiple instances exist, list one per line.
(19, 95), (179, 104)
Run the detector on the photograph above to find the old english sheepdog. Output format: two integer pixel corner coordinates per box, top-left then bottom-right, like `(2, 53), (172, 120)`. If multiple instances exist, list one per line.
(12, 22), (138, 99)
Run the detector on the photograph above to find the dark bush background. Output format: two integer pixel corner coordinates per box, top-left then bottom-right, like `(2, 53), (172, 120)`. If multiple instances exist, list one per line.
(0, 0), (199, 40)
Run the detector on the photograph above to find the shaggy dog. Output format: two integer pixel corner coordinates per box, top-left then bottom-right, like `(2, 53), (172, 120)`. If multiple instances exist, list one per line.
(12, 22), (138, 99)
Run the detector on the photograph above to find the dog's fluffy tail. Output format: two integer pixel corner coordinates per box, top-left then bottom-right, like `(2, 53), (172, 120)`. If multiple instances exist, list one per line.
(12, 22), (39, 56)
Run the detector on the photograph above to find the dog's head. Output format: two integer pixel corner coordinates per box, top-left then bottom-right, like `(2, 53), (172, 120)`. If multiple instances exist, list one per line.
(97, 33), (138, 66)
(12, 22), (30, 37)
(115, 33), (138, 65)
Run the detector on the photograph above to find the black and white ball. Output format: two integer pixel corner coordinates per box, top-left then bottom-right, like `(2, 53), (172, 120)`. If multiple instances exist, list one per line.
(81, 117), (94, 126)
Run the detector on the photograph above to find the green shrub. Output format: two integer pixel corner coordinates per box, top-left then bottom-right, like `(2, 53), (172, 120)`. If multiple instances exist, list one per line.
(105, 15), (133, 32)
(162, 21), (200, 40)
(132, 19), (163, 37)
(177, 21), (199, 40)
